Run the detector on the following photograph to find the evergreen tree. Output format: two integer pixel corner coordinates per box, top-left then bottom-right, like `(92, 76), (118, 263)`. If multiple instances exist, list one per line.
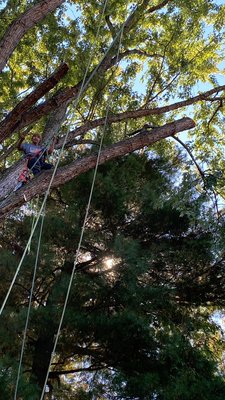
(1, 147), (225, 399)
(0, 1), (225, 399)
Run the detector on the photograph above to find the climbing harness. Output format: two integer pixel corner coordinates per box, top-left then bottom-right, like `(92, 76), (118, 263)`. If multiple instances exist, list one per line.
(13, 159), (30, 192)
(12, 143), (51, 193)
(14, 204), (45, 400)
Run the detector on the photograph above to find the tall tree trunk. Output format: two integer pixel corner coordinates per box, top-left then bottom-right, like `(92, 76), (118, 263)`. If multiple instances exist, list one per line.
(0, 0), (66, 73)
(30, 334), (55, 395)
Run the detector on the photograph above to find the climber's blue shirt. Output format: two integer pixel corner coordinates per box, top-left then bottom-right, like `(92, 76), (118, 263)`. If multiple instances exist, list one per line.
(21, 143), (45, 158)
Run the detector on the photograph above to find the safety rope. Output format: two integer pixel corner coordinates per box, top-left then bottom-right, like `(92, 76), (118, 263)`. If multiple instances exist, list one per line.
(8, 4), (223, 397)
(27, 196), (40, 255)
(10, 0), (111, 394)
(0, 1), (134, 397)
(0, 0), (119, 316)
(39, 20), (125, 400)
(0, 195), (47, 315)
(14, 206), (45, 400)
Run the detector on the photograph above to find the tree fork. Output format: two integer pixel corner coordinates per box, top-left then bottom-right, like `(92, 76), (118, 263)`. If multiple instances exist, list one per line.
(0, 0), (174, 137)
(11, 82), (225, 143)
(0, 62), (69, 143)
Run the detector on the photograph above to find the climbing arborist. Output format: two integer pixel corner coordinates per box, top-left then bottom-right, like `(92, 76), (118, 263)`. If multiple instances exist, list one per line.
(17, 132), (55, 176)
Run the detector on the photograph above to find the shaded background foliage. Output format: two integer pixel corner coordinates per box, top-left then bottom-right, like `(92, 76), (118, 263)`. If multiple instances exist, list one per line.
(1, 0), (225, 399)
(1, 148), (225, 399)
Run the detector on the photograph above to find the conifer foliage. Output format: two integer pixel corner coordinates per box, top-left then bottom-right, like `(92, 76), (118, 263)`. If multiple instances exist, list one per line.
(1, 0), (225, 399)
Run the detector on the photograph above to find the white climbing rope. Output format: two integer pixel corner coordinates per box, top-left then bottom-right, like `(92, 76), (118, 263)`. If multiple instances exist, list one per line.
(0, 0), (122, 316)
(0, 1), (134, 397)
(14, 205), (45, 400)
(39, 20), (125, 400)
(10, 0), (113, 395)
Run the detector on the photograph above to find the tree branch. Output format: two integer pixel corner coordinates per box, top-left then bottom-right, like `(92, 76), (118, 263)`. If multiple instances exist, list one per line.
(13, 82), (225, 146)
(117, 49), (164, 59)
(49, 365), (105, 378)
(207, 99), (223, 127)
(0, 63), (69, 143)
(0, 0), (170, 136)
(55, 87), (225, 148)
(0, 117), (195, 218)
(173, 135), (205, 179)
(0, 0), (66, 72)
(105, 15), (116, 38)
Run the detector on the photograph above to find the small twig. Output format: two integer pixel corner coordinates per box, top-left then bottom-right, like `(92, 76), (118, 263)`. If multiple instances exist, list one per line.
(173, 135), (205, 179)
(207, 99), (223, 128)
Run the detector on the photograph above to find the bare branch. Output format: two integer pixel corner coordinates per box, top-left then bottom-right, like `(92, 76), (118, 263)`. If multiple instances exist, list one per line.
(173, 135), (205, 179)
(14, 84), (225, 144)
(55, 87), (225, 148)
(207, 99), (223, 127)
(117, 49), (164, 59)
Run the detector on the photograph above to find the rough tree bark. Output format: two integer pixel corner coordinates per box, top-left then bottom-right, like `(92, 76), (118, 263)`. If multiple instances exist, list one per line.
(0, 117), (195, 219)
(0, 0), (66, 73)
(42, 103), (68, 144)
(0, 63), (69, 144)
(56, 85), (225, 148)
(0, 0), (175, 143)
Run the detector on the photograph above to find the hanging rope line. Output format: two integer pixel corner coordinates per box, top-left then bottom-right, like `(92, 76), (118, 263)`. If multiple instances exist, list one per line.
(0, 195), (47, 315)
(39, 20), (125, 400)
(0, 136), (56, 200)
(14, 206), (45, 400)
(0, 0), (127, 316)
(0, 1), (134, 397)
(27, 196), (40, 255)
(10, 0), (112, 394)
